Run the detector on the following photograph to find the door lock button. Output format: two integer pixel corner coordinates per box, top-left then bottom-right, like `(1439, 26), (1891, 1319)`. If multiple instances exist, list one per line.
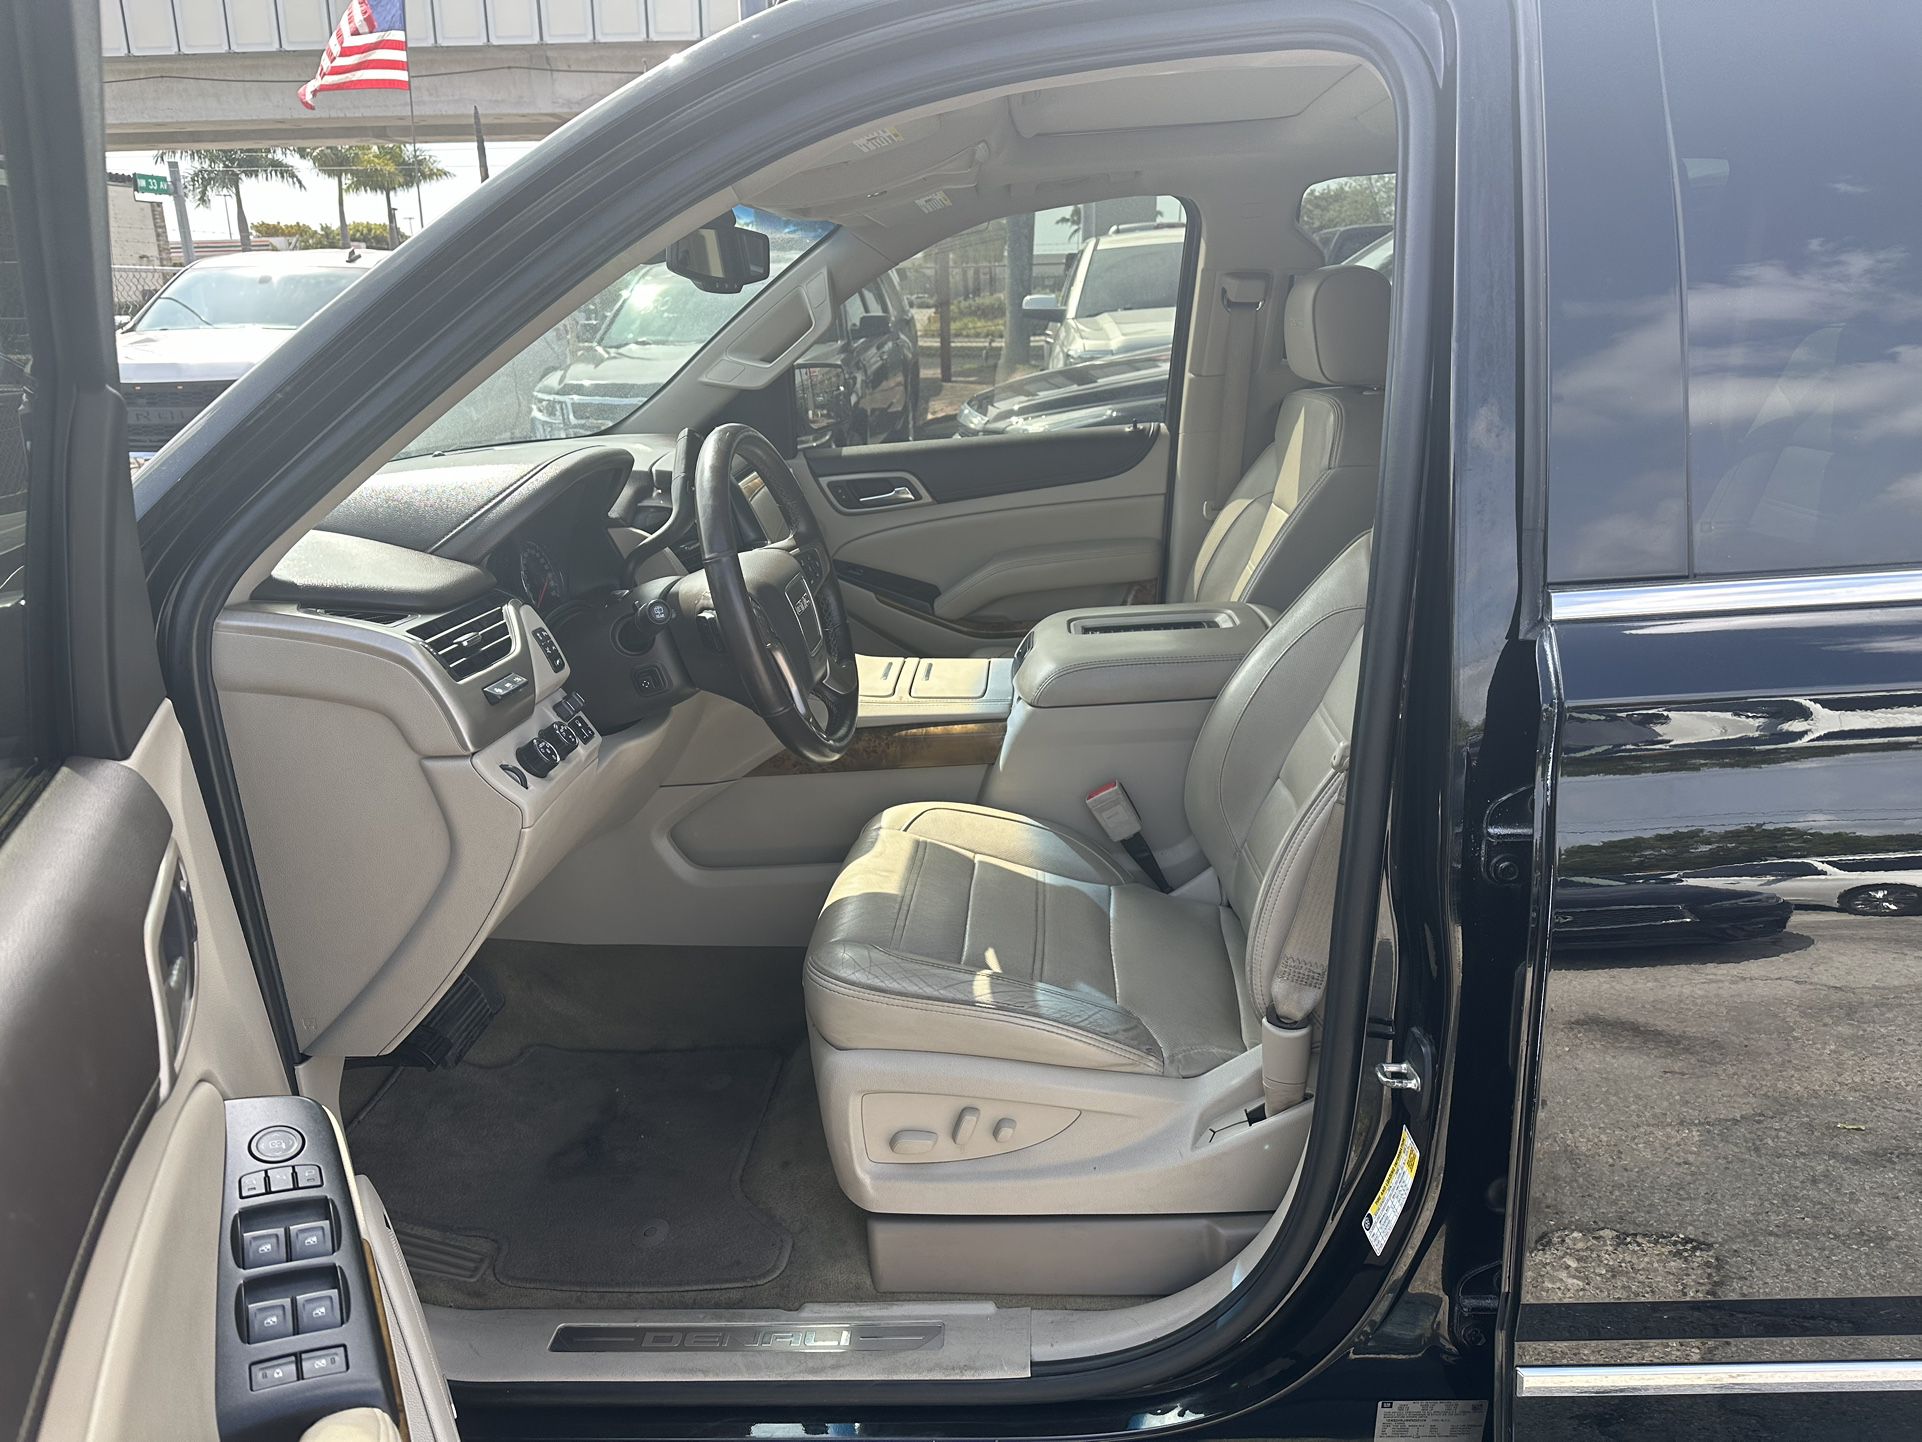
(249, 1357), (299, 1391)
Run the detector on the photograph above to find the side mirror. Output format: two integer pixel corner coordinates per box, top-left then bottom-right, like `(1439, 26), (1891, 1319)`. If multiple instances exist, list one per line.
(664, 211), (773, 294)
(851, 312), (892, 342)
(1020, 293), (1066, 326)
(794, 362), (853, 446)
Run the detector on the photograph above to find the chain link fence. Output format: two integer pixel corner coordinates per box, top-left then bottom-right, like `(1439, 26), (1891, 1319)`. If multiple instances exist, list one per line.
(111, 263), (180, 321)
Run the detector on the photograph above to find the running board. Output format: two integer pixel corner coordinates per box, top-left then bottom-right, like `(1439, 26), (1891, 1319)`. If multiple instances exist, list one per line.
(425, 1301), (1032, 1383)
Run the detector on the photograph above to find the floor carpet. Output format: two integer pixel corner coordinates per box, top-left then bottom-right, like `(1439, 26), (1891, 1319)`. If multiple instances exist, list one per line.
(349, 1044), (789, 1293)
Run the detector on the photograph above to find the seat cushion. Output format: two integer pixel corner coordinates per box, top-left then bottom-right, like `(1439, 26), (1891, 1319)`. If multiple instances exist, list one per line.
(806, 802), (1247, 1076)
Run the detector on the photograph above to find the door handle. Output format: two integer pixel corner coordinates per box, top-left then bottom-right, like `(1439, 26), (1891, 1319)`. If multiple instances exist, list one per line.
(856, 484), (920, 508)
(142, 841), (197, 1099)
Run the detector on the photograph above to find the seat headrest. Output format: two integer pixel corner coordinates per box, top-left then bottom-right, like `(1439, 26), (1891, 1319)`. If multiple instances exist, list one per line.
(1283, 265), (1390, 388)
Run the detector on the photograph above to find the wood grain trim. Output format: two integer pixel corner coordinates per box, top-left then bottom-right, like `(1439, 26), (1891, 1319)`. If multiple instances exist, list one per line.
(748, 721), (1007, 777)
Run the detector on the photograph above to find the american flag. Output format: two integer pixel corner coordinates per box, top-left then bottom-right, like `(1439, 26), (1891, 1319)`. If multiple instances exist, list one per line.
(298, 0), (410, 111)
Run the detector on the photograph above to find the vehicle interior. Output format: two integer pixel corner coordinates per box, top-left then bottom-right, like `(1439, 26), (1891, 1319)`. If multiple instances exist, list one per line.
(189, 44), (1407, 1408)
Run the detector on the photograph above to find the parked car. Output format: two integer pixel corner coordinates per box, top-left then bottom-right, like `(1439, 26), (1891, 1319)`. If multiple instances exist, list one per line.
(116, 249), (384, 467)
(15, 3), (1922, 1442)
(1021, 221), (1187, 369)
(956, 346), (1171, 434)
(1549, 876), (1794, 951)
(533, 261), (919, 446)
(1683, 855), (1922, 916)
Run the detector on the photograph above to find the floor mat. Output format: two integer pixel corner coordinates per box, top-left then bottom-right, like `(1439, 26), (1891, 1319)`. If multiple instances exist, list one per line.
(348, 1045), (790, 1293)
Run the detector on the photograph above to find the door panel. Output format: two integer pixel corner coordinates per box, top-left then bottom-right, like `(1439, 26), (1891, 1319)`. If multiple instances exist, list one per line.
(799, 427), (1170, 654)
(1514, 607), (1922, 1433)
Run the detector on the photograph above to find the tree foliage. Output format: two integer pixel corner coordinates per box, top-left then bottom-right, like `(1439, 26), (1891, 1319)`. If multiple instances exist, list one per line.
(151, 147), (305, 252)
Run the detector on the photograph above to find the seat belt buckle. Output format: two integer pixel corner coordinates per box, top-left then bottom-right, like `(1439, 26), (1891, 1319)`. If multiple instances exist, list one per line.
(1086, 781), (1171, 892)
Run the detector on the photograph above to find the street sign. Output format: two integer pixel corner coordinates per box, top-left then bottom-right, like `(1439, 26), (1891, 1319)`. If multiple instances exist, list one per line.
(133, 172), (170, 201)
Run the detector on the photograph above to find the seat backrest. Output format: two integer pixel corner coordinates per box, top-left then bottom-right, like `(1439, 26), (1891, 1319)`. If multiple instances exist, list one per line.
(1183, 530), (1369, 1038)
(1186, 265), (1388, 616)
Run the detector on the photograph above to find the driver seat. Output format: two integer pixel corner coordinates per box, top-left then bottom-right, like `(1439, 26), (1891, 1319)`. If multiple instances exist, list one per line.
(803, 532), (1369, 1218)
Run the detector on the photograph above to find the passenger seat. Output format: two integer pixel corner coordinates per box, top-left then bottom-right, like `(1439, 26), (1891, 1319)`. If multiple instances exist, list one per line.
(1184, 264), (1388, 615)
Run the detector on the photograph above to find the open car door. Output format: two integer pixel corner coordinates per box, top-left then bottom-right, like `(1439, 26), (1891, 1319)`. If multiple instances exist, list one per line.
(0, 6), (438, 1440)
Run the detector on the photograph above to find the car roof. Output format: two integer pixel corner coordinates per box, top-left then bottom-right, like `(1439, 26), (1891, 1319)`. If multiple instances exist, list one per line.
(183, 249), (388, 272)
(1085, 227), (1186, 251)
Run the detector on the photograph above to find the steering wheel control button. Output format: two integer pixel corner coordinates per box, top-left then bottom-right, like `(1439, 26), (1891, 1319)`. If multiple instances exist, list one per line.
(532, 627), (567, 672)
(248, 1125), (305, 1164)
(241, 1228), (287, 1269)
(289, 1220), (336, 1260)
(296, 1289), (342, 1334)
(246, 1299), (294, 1346)
(483, 671), (530, 704)
(294, 1163), (323, 1189)
(300, 1347), (348, 1380)
(249, 1357), (300, 1392)
(515, 736), (561, 779)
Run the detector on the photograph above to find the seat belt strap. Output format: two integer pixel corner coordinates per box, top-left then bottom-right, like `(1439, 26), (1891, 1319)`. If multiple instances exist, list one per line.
(1201, 272), (1271, 524)
(1086, 780), (1171, 892)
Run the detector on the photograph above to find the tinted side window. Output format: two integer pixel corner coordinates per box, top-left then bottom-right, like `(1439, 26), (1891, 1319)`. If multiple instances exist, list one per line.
(834, 196), (1188, 447)
(0, 142), (42, 807)
(1660, 1), (1922, 576)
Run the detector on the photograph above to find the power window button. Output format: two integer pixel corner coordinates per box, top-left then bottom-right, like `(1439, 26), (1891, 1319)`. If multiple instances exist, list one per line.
(296, 1289), (342, 1334)
(246, 1299), (294, 1345)
(288, 1220), (335, 1260)
(241, 1229), (286, 1269)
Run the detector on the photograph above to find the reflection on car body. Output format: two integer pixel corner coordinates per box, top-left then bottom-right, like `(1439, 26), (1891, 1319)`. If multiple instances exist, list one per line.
(1682, 854), (1922, 916)
(1550, 876), (1793, 951)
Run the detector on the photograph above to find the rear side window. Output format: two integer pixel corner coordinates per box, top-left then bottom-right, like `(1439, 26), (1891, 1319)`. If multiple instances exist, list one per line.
(1659, 1), (1922, 577)
(1299, 174), (1395, 265)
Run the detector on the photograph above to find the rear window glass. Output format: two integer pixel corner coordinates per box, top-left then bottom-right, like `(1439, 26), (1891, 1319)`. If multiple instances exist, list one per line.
(1659, 1), (1922, 576)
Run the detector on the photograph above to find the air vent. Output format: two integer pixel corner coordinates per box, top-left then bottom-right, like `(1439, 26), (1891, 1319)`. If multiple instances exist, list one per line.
(410, 595), (514, 680)
(304, 605), (409, 626)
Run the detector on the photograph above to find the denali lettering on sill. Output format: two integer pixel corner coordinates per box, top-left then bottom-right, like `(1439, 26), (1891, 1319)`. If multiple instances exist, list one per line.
(549, 1322), (945, 1354)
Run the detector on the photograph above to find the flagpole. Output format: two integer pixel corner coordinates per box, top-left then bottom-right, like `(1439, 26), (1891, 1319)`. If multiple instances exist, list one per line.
(403, 63), (426, 235)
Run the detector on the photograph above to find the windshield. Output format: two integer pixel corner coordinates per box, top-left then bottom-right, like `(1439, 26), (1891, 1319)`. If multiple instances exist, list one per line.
(402, 208), (832, 457)
(1073, 238), (1183, 319)
(132, 266), (364, 332)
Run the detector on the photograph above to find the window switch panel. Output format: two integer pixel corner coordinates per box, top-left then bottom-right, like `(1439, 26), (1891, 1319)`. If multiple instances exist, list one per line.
(288, 1220), (335, 1260)
(240, 1228), (286, 1269)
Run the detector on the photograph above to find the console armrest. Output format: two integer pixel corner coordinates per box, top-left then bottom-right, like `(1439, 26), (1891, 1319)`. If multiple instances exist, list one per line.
(1014, 603), (1272, 709)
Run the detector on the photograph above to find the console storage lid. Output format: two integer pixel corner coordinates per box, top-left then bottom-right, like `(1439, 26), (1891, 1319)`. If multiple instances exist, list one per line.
(1015, 603), (1273, 709)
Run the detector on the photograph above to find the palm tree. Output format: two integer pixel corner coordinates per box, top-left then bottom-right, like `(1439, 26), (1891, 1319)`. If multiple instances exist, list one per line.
(301, 145), (381, 249)
(153, 148), (305, 252)
(344, 145), (453, 250)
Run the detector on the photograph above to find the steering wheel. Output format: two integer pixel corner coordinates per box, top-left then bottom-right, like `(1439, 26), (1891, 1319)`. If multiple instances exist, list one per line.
(694, 423), (859, 764)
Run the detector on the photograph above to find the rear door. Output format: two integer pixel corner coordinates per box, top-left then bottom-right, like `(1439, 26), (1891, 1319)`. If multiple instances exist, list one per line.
(0, 6), (408, 1438)
(798, 196), (1192, 655)
(1507, 2), (1922, 1434)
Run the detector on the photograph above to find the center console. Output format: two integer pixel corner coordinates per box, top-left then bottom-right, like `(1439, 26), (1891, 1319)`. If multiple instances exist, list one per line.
(979, 602), (1274, 883)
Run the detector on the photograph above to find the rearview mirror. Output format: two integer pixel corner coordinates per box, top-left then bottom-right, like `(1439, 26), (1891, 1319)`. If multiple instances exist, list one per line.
(664, 212), (773, 294)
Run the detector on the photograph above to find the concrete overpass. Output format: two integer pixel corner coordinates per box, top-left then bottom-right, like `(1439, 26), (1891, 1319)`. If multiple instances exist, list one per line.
(101, 0), (770, 147)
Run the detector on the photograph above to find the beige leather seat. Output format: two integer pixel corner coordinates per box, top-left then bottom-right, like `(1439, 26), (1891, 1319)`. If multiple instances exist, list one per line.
(1185, 264), (1386, 615)
(805, 533), (1370, 1215)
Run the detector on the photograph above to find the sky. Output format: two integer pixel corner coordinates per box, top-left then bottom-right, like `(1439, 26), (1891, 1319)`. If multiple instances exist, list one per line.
(105, 140), (538, 244)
